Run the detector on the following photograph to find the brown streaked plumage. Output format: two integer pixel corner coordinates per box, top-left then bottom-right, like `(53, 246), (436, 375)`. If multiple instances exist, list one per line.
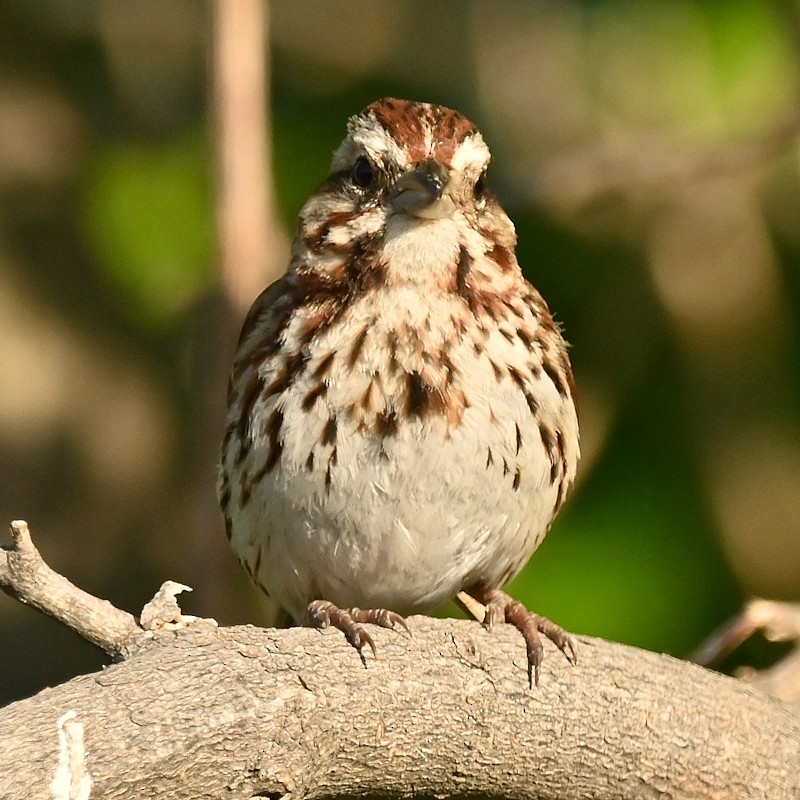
(218, 98), (580, 686)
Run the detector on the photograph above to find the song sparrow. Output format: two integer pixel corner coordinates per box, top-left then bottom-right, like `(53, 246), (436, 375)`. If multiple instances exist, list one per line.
(218, 98), (580, 685)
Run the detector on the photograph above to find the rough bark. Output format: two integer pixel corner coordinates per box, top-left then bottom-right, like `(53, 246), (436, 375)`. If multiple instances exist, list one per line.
(2, 619), (799, 799)
(2, 522), (800, 800)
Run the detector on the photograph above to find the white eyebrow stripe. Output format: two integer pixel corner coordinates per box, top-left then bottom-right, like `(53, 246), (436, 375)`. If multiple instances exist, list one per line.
(348, 114), (410, 169)
(450, 132), (491, 173)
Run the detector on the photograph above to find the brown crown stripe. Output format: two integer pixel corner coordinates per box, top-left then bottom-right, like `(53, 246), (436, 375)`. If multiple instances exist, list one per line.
(433, 115), (478, 163)
(367, 98), (477, 167)
(369, 99), (426, 162)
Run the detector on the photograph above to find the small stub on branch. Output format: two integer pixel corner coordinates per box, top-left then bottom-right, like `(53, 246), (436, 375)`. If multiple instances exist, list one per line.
(140, 581), (218, 632)
(9, 519), (32, 547)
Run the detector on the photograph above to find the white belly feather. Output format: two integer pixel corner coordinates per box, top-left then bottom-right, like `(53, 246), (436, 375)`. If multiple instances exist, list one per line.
(225, 289), (576, 622)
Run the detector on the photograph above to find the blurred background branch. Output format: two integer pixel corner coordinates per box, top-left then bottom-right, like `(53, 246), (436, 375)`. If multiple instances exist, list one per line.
(0, 0), (799, 706)
(213, 0), (287, 311)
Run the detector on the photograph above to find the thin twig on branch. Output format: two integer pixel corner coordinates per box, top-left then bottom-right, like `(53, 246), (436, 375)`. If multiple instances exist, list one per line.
(0, 520), (141, 656)
(1, 521), (799, 800)
(695, 598), (800, 706)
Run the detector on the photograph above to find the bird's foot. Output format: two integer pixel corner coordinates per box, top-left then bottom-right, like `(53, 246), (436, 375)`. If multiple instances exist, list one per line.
(460, 587), (576, 687)
(307, 600), (410, 661)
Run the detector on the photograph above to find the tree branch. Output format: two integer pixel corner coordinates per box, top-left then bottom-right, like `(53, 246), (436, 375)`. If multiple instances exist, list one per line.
(2, 521), (799, 800)
(0, 521), (141, 656)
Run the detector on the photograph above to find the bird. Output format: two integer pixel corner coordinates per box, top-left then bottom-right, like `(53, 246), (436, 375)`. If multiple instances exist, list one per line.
(218, 98), (580, 685)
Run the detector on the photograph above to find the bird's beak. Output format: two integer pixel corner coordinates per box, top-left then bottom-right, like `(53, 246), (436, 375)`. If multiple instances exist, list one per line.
(388, 159), (455, 219)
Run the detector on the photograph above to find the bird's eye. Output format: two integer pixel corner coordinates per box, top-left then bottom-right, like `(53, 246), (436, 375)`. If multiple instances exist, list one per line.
(352, 156), (376, 189)
(474, 171), (487, 199)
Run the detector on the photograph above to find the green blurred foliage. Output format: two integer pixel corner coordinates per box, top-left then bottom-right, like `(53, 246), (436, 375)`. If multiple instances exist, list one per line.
(80, 128), (214, 328)
(703, 0), (798, 124)
(519, 354), (740, 654)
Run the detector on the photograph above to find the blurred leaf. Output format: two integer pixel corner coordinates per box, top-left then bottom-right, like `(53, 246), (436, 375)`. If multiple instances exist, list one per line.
(80, 128), (213, 328)
(702, 0), (800, 131)
(510, 352), (741, 656)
